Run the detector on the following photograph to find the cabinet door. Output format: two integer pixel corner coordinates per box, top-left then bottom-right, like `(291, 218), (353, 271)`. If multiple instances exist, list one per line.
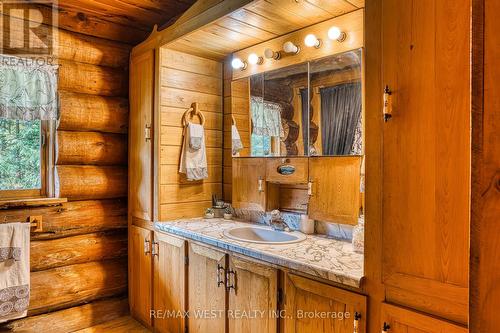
(153, 232), (186, 333)
(129, 225), (153, 327)
(129, 49), (155, 221)
(188, 243), (227, 333)
(232, 158), (267, 211)
(380, 303), (468, 333)
(228, 256), (278, 333)
(382, 0), (470, 324)
(308, 157), (361, 225)
(282, 273), (366, 333)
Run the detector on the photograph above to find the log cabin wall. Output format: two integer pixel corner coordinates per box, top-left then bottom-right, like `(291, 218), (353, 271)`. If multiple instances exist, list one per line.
(0, 10), (131, 332)
(158, 48), (224, 220)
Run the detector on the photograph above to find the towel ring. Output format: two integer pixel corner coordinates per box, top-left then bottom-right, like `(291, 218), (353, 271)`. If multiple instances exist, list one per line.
(182, 102), (205, 127)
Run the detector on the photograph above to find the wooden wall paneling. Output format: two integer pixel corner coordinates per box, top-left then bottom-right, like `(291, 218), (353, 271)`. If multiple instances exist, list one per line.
(56, 131), (127, 165)
(55, 165), (127, 200)
(158, 49), (223, 219)
(30, 231), (127, 271)
(470, 0), (500, 331)
(0, 297), (129, 333)
(231, 10), (364, 80)
(29, 259), (128, 315)
(58, 60), (128, 97)
(58, 91), (129, 134)
(381, 0), (470, 324)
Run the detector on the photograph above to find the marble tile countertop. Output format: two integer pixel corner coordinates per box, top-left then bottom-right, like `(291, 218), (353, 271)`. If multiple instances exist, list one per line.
(154, 218), (364, 288)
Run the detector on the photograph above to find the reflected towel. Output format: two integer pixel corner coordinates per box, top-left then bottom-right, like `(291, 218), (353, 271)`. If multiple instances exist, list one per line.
(179, 122), (208, 181)
(231, 125), (243, 156)
(0, 223), (30, 323)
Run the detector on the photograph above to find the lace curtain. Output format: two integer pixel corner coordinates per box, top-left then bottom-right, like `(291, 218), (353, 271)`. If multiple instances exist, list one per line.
(250, 96), (283, 138)
(0, 55), (59, 120)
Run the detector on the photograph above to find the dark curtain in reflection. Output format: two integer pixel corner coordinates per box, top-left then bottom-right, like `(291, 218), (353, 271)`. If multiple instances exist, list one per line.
(320, 82), (362, 155)
(300, 88), (309, 152)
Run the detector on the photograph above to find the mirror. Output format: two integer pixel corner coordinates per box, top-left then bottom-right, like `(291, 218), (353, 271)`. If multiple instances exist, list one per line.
(309, 49), (363, 156)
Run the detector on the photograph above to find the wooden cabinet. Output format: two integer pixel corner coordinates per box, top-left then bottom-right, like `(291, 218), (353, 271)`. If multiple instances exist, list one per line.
(265, 158), (308, 184)
(381, 0), (470, 324)
(308, 157), (361, 225)
(153, 232), (187, 333)
(282, 273), (366, 333)
(129, 225), (153, 327)
(232, 158), (267, 211)
(188, 242), (227, 333)
(129, 49), (155, 221)
(380, 303), (467, 333)
(228, 256), (278, 333)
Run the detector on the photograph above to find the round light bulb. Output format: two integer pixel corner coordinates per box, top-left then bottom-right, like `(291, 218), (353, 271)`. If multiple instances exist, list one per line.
(231, 58), (246, 70)
(264, 48), (280, 60)
(304, 34), (321, 48)
(328, 26), (346, 42)
(283, 41), (300, 54)
(247, 53), (262, 65)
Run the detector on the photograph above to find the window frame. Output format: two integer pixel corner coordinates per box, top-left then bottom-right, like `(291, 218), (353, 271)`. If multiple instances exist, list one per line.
(0, 119), (56, 200)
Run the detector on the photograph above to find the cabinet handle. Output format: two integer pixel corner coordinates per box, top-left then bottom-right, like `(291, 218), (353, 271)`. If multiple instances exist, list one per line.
(145, 124), (151, 142)
(216, 264), (226, 288)
(151, 241), (159, 257)
(382, 322), (390, 332)
(383, 85), (392, 122)
(353, 312), (361, 333)
(144, 239), (150, 255)
(226, 269), (236, 293)
(258, 177), (264, 193)
(307, 180), (313, 196)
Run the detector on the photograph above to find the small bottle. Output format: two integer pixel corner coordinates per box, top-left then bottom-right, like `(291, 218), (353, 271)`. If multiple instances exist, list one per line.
(299, 215), (314, 234)
(352, 214), (364, 253)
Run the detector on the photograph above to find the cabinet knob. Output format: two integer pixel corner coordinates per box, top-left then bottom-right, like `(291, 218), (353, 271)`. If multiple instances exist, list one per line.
(307, 180), (313, 196)
(143, 239), (150, 255)
(151, 241), (159, 257)
(383, 85), (392, 122)
(226, 269), (236, 293)
(382, 322), (391, 332)
(145, 124), (151, 142)
(258, 177), (264, 193)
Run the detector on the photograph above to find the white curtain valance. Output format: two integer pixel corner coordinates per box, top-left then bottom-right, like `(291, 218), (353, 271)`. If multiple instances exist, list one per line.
(251, 96), (284, 138)
(0, 55), (59, 121)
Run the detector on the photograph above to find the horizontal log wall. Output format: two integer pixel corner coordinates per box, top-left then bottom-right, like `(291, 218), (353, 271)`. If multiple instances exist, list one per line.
(0, 11), (130, 331)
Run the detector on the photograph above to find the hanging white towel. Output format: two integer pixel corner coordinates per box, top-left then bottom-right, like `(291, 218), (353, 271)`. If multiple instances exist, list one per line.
(231, 124), (243, 156)
(179, 122), (208, 181)
(0, 223), (30, 323)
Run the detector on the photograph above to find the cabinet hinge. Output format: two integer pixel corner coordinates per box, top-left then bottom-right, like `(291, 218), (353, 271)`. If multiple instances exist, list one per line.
(184, 255), (189, 266)
(277, 288), (284, 304)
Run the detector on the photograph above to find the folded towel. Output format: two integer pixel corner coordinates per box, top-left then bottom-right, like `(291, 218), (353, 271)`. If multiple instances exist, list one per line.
(231, 125), (243, 156)
(179, 122), (208, 181)
(0, 223), (30, 323)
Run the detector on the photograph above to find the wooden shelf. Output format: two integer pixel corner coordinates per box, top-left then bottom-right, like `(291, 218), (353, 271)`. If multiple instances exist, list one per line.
(0, 197), (67, 210)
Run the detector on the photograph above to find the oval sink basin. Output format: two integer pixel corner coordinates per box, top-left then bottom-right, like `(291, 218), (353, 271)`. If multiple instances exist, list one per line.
(223, 226), (306, 244)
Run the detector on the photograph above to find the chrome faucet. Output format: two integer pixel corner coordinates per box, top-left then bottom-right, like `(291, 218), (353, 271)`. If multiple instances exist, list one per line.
(270, 210), (291, 232)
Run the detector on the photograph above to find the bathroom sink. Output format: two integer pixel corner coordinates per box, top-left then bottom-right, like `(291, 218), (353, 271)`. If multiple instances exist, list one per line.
(223, 226), (306, 244)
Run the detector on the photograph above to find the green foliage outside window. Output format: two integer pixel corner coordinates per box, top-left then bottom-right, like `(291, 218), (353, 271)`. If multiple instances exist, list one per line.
(0, 118), (41, 190)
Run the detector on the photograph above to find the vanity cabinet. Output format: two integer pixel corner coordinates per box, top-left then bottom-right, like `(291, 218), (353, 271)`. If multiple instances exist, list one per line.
(232, 158), (267, 211)
(380, 303), (467, 333)
(129, 225), (153, 328)
(188, 242), (227, 333)
(153, 232), (187, 333)
(308, 157), (362, 225)
(282, 273), (366, 333)
(228, 256), (278, 333)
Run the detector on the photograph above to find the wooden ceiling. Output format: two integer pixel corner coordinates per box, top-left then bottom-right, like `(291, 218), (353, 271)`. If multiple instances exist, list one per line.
(166, 0), (365, 60)
(52, 0), (196, 45)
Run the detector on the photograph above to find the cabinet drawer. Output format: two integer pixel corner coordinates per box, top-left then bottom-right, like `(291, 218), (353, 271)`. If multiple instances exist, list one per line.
(266, 158), (308, 184)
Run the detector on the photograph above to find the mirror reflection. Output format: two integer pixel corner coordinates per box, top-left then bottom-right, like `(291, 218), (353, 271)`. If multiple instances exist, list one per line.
(310, 49), (363, 156)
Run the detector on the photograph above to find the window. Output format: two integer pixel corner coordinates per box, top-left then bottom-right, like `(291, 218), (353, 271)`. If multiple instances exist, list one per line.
(0, 118), (54, 199)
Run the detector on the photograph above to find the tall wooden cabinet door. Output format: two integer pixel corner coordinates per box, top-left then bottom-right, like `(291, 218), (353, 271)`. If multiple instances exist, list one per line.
(228, 256), (278, 333)
(129, 49), (155, 221)
(381, 0), (470, 324)
(129, 225), (153, 327)
(282, 273), (366, 333)
(380, 303), (468, 333)
(308, 157), (361, 225)
(188, 242), (227, 333)
(232, 158), (267, 211)
(153, 232), (186, 333)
